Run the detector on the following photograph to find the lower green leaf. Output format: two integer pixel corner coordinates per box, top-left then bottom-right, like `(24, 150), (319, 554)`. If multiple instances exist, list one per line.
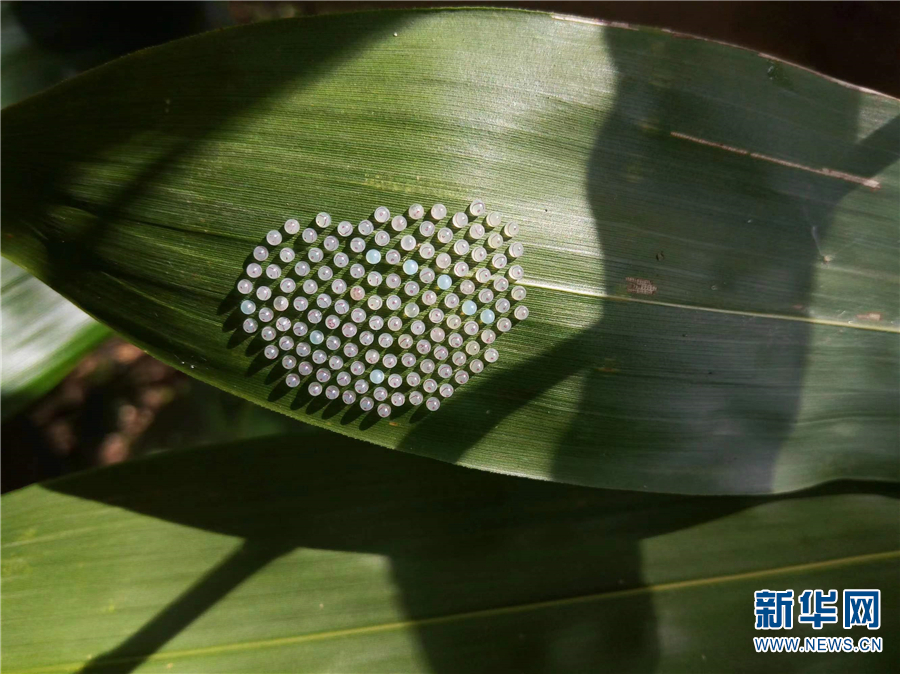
(2, 435), (897, 672)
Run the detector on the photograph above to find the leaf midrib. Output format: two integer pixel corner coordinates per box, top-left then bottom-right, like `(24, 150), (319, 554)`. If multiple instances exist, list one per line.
(9, 549), (898, 674)
(521, 278), (900, 334)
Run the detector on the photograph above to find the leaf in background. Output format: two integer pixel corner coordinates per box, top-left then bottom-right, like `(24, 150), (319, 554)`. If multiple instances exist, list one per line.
(0, 2), (70, 105)
(2, 434), (897, 672)
(0, 259), (110, 419)
(2, 9), (898, 494)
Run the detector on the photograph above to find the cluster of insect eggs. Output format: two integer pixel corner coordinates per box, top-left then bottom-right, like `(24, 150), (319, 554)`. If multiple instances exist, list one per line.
(235, 201), (528, 417)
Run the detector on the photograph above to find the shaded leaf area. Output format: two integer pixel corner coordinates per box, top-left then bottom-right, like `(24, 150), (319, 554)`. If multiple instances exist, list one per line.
(2, 9), (898, 493)
(1, 434), (898, 673)
(1, 259), (110, 420)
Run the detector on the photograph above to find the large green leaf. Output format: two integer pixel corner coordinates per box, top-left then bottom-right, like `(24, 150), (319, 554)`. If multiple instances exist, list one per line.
(2, 9), (898, 494)
(1, 258), (110, 419)
(2, 434), (897, 672)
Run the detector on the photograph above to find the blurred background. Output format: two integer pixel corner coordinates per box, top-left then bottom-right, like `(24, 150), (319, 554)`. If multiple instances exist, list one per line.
(2, 1), (899, 493)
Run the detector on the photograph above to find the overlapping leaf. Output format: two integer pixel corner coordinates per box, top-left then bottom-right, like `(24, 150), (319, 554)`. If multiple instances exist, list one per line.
(2, 434), (897, 672)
